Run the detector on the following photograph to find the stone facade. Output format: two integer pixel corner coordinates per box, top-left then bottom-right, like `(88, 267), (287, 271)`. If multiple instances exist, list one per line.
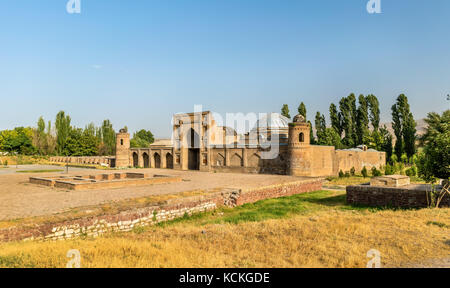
(49, 111), (386, 177)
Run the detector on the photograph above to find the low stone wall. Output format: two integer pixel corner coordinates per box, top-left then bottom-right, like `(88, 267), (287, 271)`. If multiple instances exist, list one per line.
(346, 184), (450, 208)
(0, 179), (322, 242)
(49, 156), (114, 167)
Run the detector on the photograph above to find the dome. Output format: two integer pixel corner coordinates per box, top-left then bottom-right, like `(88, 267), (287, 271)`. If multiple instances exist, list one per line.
(251, 113), (290, 132)
(293, 114), (306, 123)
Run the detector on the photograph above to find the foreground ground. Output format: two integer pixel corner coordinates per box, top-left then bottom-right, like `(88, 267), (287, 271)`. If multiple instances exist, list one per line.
(0, 165), (306, 220)
(0, 190), (448, 268)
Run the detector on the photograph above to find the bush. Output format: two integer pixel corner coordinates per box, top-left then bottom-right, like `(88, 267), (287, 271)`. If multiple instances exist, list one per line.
(371, 167), (382, 177)
(339, 170), (345, 178)
(350, 167), (355, 176)
(385, 164), (394, 175)
(4, 160), (8, 166)
(344, 171), (351, 178)
(405, 166), (417, 177)
(361, 167), (368, 178)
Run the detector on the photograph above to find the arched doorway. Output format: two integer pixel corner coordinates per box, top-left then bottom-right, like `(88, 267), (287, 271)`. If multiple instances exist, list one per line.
(132, 152), (139, 168)
(166, 153), (174, 169)
(154, 153), (161, 168)
(143, 152), (149, 168)
(187, 128), (200, 170)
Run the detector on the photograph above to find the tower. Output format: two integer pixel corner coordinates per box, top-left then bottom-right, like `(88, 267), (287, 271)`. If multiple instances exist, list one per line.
(115, 129), (130, 168)
(288, 114), (312, 176)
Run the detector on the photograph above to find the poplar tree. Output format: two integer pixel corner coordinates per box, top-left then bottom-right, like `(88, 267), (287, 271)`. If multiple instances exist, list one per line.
(298, 102), (307, 119)
(281, 104), (291, 119)
(356, 95), (369, 145)
(55, 111), (71, 155)
(329, 103), (342, 136)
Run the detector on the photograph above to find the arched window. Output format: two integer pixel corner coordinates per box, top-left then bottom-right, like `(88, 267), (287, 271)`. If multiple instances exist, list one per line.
(299, 132), (305, 143)
(120, 139), (124, 146)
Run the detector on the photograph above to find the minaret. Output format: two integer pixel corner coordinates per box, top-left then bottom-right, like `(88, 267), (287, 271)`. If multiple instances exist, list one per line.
(288, 114), (312, 176)
(115, 128), (130, 168)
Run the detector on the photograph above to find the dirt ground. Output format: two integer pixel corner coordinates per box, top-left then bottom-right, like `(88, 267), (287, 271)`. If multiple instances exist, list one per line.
(0, 165), (308, 221)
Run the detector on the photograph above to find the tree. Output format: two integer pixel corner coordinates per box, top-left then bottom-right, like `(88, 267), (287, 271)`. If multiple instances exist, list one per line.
(100, 120), (116, 155)
(0, 127), (35, 155)
(391, 103), (403, 160)
(281, 104), (291, 119)
(131, 129), (155, 148)
(417, 110), (450, 183)
(339, 94), (356, 147)
(308, 121), (315, 144)
(64, 127), (99, 156)
(367, 94), (380, 131)
(55, 111), (71, 155)
(380, 125), (393, 163)
(315, 112), (326, 144)
(329, 103), (342, 136)
(318, 128), (342, 148)
(391, 94), (416, 160)
(298, 102), (307, 119)
(356, 94), (369, 145)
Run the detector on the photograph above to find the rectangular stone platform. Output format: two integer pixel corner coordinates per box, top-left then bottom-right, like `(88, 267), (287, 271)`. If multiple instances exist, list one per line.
(30, 172), (182, 191)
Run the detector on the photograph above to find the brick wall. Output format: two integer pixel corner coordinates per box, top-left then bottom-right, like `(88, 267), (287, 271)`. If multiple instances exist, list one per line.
(346, 185), (450, 208)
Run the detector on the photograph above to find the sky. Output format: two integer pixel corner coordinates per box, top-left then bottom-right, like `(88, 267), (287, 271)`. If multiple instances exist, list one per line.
(0, 0), (449, 138)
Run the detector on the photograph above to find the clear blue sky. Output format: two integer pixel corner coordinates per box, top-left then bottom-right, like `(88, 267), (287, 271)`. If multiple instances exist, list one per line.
(0, 0), (449, 137)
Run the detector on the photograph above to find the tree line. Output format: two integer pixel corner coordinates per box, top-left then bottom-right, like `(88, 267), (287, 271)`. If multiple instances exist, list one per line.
(281, 93), (417, 163)
(0, 111), (155, 157)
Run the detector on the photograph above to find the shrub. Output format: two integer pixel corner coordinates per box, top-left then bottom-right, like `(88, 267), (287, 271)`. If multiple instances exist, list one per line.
(339, 170), (345, 178)
(361, 167), (368, 178)
(344, 171), (351, 178)
(405, 166), (417, 177)
(371, 167), (382, 177)
(350, 167), (355, 176)
(385, 164), (393, 175)
(4, 160), (8, 166)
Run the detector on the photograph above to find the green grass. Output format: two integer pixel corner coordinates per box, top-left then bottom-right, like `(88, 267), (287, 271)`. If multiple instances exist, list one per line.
(152, 190), (376, 230)
(16, 169), (64, 173)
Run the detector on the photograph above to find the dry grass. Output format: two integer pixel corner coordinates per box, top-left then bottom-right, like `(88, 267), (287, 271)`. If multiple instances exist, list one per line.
(326, 175), (426, 187)
(0, 190), (448, 268)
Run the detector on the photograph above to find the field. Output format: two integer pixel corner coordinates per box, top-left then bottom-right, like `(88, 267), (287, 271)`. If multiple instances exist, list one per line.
(1, 190), (448, 268)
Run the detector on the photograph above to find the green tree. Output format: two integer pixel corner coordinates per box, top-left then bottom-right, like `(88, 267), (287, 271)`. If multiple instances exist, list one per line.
(131, 129), (155, 148)
(318, 128), (342, 148)
(298, 102), (307, 119)
(391, 94), (416, 160)
(0, 127), (35, 155)
(100, 120), (116, 155)
(367, 94), (380, 131)
(329, 103), (342, 136)
(339, 94), (356, 147)
(55, 111), (71, 155)
(356, 94), (369, 145)
(417, 110), (450, 182)
(380, 125), (393, 163)
(281, 104), (291, 119)
(315, 112), (326, 144)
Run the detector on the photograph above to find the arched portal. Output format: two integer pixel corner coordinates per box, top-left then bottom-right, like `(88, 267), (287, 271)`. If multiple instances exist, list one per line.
(187, 128), (200, 170)
(132, 152), (139, 168)
(143, 152), (149, 168)
(166, 153), (174, 169)
(154, 153), (161, 168)
(299, 132), (305, 143)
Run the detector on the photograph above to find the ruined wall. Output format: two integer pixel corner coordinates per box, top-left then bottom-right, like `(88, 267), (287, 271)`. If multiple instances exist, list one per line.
(347, 184), (450, 208)
(335, 150), (385, 173)
(49, 156), (114, 167)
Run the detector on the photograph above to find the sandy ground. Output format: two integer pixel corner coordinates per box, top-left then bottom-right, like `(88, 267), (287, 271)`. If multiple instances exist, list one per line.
(0, 165), (308, 220)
